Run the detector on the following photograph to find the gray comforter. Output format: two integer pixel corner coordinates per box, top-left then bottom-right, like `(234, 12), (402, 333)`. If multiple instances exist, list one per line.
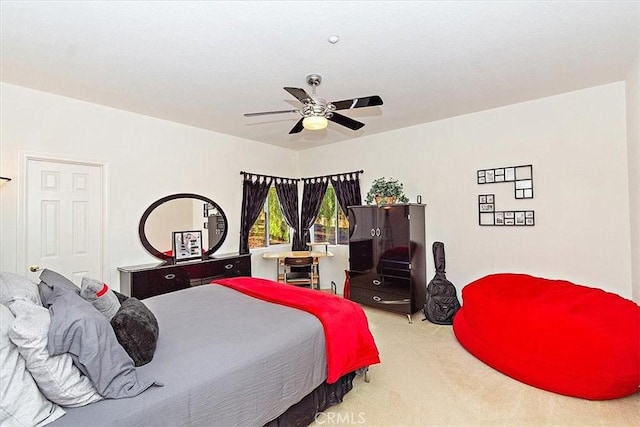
(50, 284), (327, 426)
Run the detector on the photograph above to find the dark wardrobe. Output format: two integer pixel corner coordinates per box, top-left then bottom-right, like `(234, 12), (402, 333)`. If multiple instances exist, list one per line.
(347, 204), (426, 322)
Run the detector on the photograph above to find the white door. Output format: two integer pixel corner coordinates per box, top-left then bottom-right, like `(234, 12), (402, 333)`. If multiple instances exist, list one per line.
(24, 158), (104, 286)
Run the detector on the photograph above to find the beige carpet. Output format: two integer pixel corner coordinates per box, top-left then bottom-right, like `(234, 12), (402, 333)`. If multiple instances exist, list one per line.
(311, 306), (640, 427)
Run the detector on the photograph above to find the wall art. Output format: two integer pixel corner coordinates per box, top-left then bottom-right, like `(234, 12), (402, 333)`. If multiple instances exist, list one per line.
(477, 164), (535, 226)
(477, 164), (533, 199)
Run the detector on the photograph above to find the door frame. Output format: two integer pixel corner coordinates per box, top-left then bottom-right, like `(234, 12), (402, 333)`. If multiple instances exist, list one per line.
(17, 152), (110, 282)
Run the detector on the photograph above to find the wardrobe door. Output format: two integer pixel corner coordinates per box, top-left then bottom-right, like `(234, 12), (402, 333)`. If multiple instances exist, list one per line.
(376, 205), (411, 267)
(348, 206), (377, 273)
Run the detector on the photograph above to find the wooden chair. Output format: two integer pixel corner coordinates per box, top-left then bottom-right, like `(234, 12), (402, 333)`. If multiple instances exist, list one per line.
(283, 256), (315, 289)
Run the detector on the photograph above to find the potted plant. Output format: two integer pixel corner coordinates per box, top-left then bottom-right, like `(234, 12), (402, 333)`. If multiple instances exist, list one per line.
(365, 177), (410, 205)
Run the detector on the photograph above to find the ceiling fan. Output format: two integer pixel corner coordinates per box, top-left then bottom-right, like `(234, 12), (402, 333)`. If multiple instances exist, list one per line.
(243, 74), (383, 134)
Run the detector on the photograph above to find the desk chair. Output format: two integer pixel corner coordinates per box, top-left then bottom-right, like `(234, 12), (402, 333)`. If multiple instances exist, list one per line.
(283, 256), (315, 289)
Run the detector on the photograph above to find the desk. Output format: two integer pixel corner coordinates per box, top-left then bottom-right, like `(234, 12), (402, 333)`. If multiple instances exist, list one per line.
(263, 250), (334, 288)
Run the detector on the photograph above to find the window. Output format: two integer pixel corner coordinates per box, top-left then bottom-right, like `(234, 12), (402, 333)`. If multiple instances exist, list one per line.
(248, 187), (291, 249)
(312, 186), (349, 245)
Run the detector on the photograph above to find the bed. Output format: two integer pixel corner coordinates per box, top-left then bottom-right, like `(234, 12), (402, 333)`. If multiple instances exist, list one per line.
(30, 276), (380, 426)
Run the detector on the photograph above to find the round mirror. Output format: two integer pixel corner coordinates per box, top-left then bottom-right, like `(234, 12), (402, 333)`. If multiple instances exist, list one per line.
(138, 193), (228, 261)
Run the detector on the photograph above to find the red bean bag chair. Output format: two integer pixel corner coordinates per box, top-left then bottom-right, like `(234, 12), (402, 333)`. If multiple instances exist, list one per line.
(453, 273), (640, 400)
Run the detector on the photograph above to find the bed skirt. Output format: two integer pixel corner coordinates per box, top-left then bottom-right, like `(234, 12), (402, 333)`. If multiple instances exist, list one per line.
(265, 372), (356, 426)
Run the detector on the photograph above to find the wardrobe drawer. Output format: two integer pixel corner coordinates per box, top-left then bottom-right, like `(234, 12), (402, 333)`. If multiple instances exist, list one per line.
(349, 286), (412, 314)
(349, 272), (410, 297)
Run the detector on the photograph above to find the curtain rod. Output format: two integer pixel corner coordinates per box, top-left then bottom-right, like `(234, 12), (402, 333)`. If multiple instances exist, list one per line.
(239, 171), (299, 182)
(301, 169), (364, 181)
(241, 170), (364, 182)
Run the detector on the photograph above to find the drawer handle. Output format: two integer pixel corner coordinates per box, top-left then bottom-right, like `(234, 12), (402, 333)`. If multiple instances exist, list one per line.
(164, 274), (176, 280)
(372, 295), (410, 305)
(372, 279), (381, 286)
(224, 264), (234, 270)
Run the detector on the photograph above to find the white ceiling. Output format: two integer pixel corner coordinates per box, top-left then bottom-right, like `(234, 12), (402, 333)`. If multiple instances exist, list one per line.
(1, 1), (639, 150)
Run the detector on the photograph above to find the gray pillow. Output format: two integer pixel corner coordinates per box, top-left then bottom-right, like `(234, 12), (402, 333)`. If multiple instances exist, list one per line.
(0, 272), (43, 306)
(38, 269), (80, 307)
(46, 286), (160, 399)
(7, 299), (103, 407)
(80, 277), (121, 320)
(111, 298), (159, 366)
(0, 304), (66, 426)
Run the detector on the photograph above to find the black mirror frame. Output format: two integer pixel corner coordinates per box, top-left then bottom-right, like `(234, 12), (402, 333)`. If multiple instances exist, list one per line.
(138, 193), (228, 261)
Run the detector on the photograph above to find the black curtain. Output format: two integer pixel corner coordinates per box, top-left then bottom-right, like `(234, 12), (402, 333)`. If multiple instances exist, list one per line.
(274, 178), (301, 251)
(330, 171), (362, 217)
(298, 177), (329, 250)
(239, 173), (273, 254)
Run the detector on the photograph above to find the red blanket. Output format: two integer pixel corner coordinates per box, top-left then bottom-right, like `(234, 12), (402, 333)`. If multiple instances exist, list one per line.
(214, 277), (380, 383)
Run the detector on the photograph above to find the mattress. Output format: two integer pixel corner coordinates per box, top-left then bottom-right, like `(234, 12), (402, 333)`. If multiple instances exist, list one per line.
(50, 284), (327, 426)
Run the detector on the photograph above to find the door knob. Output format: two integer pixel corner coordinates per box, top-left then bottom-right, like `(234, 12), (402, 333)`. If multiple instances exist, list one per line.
(29, 265), (41, 272)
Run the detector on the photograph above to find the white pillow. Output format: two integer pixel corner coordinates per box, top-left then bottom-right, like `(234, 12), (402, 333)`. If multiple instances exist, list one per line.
(7, 299), (103, 407)
(0, 272), (42, 306)
(0, 304), (65, 426)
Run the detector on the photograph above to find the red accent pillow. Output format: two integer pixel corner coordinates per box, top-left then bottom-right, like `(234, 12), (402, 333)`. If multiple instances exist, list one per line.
(453, 273), (640, 400)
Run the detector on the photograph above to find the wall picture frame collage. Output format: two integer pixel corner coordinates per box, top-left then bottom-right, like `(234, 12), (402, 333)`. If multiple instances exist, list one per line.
(477, 164), (533, 199)
(477, 164), (535, 227)
(478, 194), (535, 226)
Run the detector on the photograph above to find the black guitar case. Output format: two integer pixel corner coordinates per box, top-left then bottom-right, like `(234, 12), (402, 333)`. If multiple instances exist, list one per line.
(423, 241), (461, 325)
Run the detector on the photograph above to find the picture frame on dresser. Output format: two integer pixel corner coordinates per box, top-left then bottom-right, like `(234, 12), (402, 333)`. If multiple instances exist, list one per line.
(172, 230), (202, 261)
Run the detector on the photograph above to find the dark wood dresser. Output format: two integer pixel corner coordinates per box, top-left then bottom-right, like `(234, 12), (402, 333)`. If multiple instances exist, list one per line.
(118, 253), (251, 299)
(347, 204), (426, 322)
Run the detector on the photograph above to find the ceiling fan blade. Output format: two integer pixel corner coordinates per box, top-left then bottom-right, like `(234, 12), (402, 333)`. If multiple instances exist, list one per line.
(328, 113), (365, 131)
(284, 87), (313, 103)
(331, 95), (383, 111)
(244, 109), (299, 117)
(289, 118), (304, 134)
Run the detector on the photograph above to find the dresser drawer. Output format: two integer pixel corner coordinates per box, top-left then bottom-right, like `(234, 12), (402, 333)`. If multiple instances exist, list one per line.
(349, 286), (412, 314)
(349, 272), (410, 297)
(219, 255), (251, 277)
(130, 268), (190, 299)
(202, 256), (252, 285)
(118, 253), (252, 299)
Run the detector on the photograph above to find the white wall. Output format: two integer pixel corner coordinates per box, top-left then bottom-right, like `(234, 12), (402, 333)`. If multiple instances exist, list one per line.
(1, 82), (634, 301)
(626, 44), (640, 303)
(300, 83), (633, 300)
(0, 83), (298, 290)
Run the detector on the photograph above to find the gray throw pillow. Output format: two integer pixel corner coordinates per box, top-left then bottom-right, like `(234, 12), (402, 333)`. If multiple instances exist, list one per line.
(80, 277), (121, 320)
(111, 298), (159, 366)
(46, 286), (160, 399)
(0, 304), (66, 426)
(38, 269), (80, 307)
(0, 272), (43, 306)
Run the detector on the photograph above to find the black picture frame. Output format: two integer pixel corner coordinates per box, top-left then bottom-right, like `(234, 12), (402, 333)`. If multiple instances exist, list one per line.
(172, 230), (203, 262)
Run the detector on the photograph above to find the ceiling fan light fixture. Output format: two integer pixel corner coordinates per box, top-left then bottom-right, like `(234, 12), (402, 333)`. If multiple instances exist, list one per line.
(302, 116), (328, 130)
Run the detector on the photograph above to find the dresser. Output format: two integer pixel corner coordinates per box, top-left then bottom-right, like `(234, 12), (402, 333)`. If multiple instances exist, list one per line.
(347, 204), (426, 322)
(118, 253), (251, 299)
